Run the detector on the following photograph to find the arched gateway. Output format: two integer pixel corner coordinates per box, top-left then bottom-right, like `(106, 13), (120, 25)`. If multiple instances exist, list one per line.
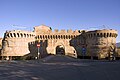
(54, 41), (66, 55)
(46, 39), (77, 58)
(56, 45), (65, 55)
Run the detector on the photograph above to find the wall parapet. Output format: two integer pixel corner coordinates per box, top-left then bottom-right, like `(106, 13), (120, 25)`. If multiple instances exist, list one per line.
(5, 30), (35, 38)
(85, 29), (118, 38)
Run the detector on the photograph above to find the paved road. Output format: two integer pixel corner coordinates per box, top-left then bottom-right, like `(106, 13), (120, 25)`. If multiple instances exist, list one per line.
(0, 55), (120, 80)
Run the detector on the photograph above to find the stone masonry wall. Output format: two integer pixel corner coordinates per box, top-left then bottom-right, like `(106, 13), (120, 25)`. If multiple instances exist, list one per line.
(0, 25), (118, 59)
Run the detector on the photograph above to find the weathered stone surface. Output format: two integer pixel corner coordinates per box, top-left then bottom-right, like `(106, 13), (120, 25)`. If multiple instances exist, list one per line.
(0, 25), (118, 59)
(0, 38), (2, 49)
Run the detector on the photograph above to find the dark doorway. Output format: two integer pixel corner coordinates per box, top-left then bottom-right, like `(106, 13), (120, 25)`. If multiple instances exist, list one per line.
(56, 45), (65, 55)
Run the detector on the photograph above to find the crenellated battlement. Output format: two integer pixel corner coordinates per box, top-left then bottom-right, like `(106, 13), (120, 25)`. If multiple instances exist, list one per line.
(85, 29), (118, 38)
(53, 29), (85, 33)
(34, 25), (87, 34)
(4, 30), (35, 38)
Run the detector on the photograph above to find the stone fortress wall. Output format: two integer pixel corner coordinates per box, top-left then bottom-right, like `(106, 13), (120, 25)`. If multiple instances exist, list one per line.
(1, 30), (35, 59)
(85, 29), (118, 59)
(0, 38), (2, 49)
(0, 25), (118, 60)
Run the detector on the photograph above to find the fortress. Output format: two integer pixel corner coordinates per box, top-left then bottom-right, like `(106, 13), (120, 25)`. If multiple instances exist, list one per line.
(0, 25), (118, 60)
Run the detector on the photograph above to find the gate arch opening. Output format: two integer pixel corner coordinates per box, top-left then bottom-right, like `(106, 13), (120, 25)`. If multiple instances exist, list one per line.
(56, 45), (65, 55)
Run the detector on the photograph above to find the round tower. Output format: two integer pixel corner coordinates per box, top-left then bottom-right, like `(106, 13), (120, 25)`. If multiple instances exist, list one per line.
(85, 29), (118, 59)
(1, 30), (35, 60)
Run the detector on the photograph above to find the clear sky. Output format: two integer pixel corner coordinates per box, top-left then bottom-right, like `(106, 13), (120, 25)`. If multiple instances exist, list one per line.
(0, 0), (120, 42)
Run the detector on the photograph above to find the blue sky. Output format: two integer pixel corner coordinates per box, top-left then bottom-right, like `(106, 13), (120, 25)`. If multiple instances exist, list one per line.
(0, 0), (120, 42)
